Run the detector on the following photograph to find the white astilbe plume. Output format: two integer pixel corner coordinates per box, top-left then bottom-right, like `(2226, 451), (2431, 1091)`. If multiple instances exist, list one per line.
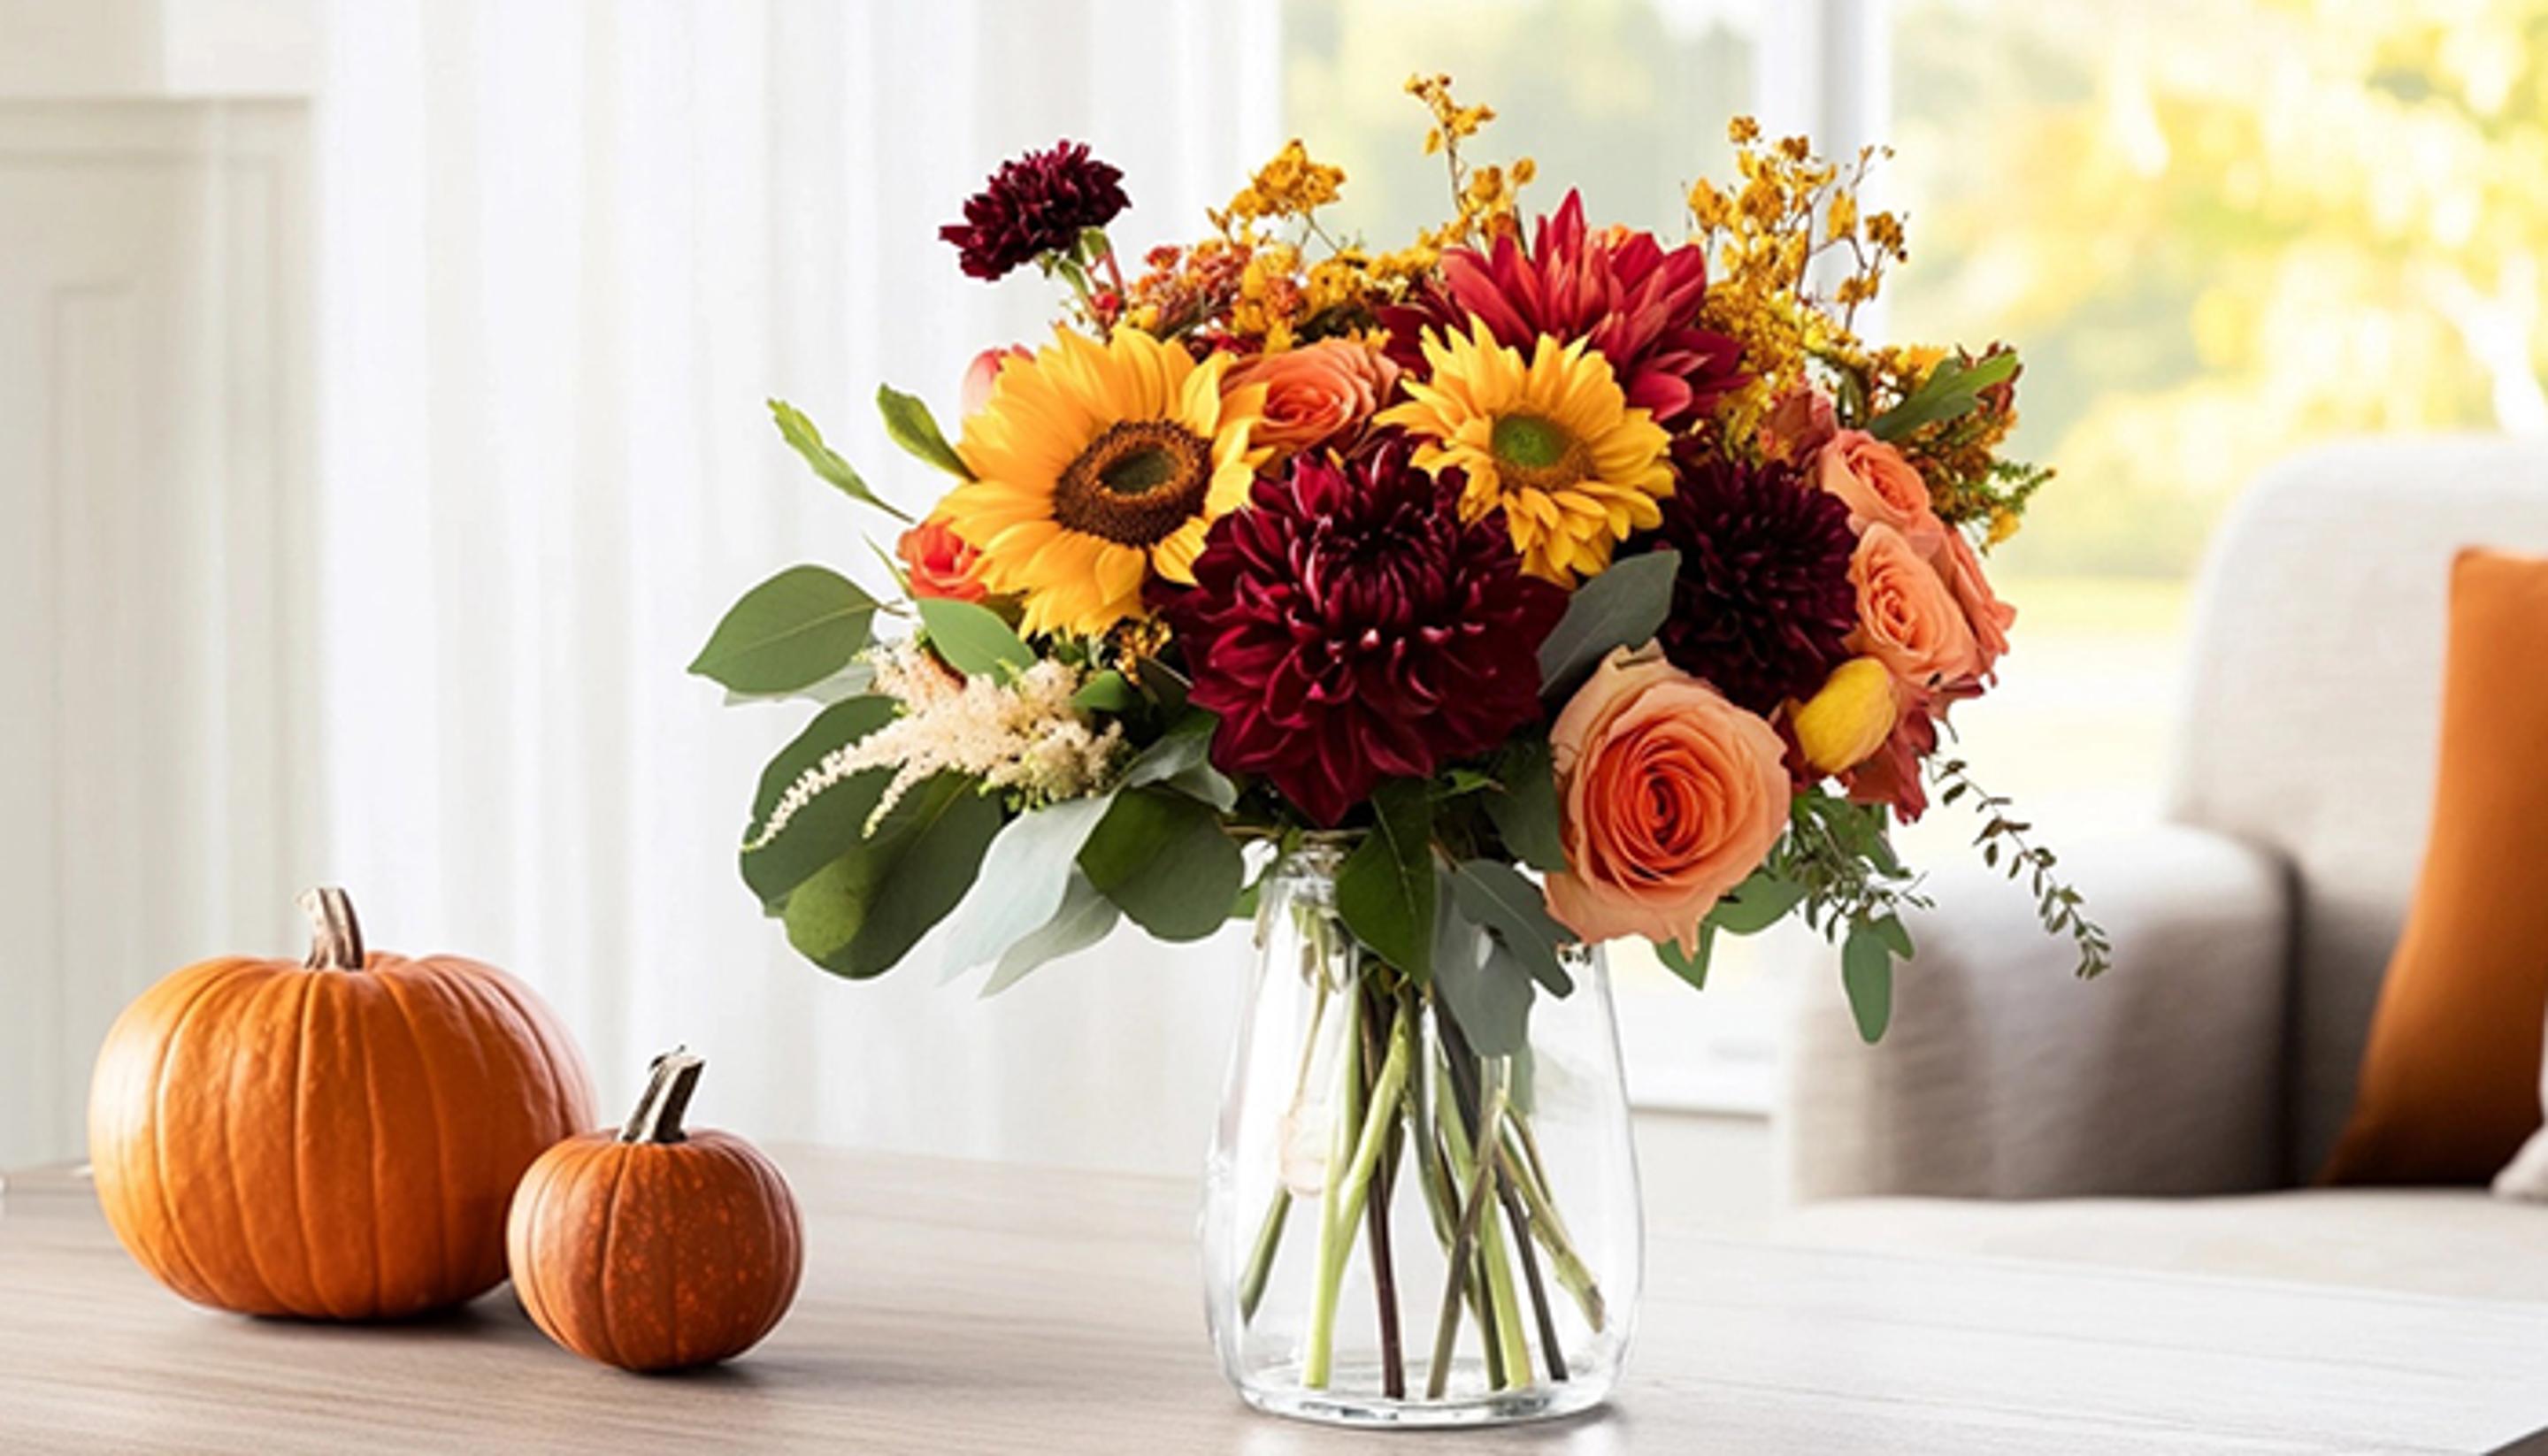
(744, 640), (1124, 851)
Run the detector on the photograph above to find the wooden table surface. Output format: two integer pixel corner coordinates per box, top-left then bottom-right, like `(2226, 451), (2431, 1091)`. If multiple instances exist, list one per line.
(4, 1146), (2544, 1454)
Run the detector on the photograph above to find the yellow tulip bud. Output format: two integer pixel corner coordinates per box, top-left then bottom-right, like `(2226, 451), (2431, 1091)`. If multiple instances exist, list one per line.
(1792, 657), (1897, 773)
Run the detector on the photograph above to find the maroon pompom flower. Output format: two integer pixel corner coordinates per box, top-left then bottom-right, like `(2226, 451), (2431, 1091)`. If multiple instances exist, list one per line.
(1170, 436), (1567, 827)
(1635, 442), (1859, 715)
(940, 141), (1130, 282)
(1383, 190), (1745, 430)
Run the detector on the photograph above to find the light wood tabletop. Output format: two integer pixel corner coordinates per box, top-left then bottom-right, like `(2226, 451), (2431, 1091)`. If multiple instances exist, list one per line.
(3, 1146), (2544, 1454)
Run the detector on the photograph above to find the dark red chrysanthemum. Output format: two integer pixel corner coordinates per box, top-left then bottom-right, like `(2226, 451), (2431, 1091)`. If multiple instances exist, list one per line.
(1383, 190), (1746, 430)
(940, 141), (1129, 282)
(1634, 441), (1858, 715)
(1169, 435), (1567, 827)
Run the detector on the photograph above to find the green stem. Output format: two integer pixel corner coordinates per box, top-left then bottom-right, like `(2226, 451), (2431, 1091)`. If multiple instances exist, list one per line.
(1303, 999), (1410, 1390)
(1442, 1065), (1530, 1387)
(1424, 1072), (1513, 1399)
(1302, 985), (1362, 1390)
(1500, 1123), (1605, 1332)
(1237, 1192), (1291, 1324)
(1239, 923), (1338, 1325)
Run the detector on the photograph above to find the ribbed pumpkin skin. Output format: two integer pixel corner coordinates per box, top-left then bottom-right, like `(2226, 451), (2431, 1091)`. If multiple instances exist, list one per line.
(88, 952), (595, 1319)
(507, 1131), (802, 1371)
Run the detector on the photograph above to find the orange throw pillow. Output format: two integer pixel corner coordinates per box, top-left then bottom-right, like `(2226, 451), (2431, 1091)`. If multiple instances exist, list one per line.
(2322, 548), (2548, 1185)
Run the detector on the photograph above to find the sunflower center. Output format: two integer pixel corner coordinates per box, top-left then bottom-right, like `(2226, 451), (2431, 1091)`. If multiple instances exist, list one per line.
(1490, 413), (1590, 493)
(1054, 420), (1215, 546)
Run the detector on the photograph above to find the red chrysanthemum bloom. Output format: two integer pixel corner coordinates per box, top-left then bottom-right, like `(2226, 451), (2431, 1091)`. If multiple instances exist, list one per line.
(1384, 190), (1745, 430)
(940, 141), (1129, 282)
(1170, 435), (1567, 827)
(1635, 441), (1859, 716)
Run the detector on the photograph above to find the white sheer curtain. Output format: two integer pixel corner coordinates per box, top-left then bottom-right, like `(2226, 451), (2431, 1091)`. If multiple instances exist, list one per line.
(311, 0), (1282, 1170)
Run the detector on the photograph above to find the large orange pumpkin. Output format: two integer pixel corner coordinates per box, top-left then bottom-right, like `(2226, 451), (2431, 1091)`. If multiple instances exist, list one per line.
(507, 1050), (802, 1371)
(88, 887), (595, 1319)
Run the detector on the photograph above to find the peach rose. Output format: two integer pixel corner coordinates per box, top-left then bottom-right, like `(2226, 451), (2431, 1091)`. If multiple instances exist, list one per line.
(960, 345), (1032, 417)
(1546, 645), (1792, 954)
(1849, 523), (1982, 685)
(1930, 525), (2015, 678)
(897, 517), (986, 602)
(1224, 339), (1399, 456)
(1815, 429), (1941, 548)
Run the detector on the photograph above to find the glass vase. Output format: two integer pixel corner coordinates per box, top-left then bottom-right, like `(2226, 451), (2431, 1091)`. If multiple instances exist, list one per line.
(1201, 849), (1642, 1427)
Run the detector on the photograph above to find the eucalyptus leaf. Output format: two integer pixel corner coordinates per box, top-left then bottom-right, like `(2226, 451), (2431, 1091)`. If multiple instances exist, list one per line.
(722, 660), (876, 708)
(1841, 920), (1894, 1044)
(1535, 549), (1681, 694)
(781, 773), (1002, 979)
(768, 398), (913, 522)
(1121, 711), (1239, 812)
(979, 870), (1119, 996)
(1708, 870), (1807, 936)
(1657, 923), (1715, 990)
(1078, 788), (1245, 941)
(1867, 350), (2021, 441)
(932, 793), (1117, 975)
(1071, 669), (1139, 713)
(1431, 879), (1533, 1056)
(1336, 778), (1435, 978)
(740, 694), (898, 908)
(1870, 911), (1915, 961)
(688, 565), (878, 694)
(917, 597), (1033, 678)
(1446, 859), (1574, 996)
(876, 384), (974, 480)
(1481, 739), (1566, 872)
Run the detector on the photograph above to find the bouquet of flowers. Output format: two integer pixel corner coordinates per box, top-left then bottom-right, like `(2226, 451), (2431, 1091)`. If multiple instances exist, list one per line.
(694, 77), (2102, 1421)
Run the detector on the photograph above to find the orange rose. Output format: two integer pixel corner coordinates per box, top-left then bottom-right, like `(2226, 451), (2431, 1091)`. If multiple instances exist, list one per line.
(897, 517), (986, 602)
(1546, 645), (1792, 954)
(1815, 429), (1941, 547)
(1225, 339), (1399, 456)
(1930, 525), (2015, 678)
(1848, 523), (1981, 685)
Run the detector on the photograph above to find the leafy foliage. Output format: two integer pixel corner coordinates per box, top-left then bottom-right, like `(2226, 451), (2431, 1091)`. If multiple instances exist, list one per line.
(1336, 778), (1436, 979)
(780, 772), (1002, 978)
(687, 565), (878, 694)
(767, 399), (912, 522)
(917, 598), (1034, 678)
(1533, 548), (1680, 694)
(875, 384), (974, 480)
(1934, 756), (2112, 979)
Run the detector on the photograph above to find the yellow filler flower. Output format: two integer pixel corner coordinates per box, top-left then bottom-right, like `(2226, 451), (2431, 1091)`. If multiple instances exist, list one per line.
(1378, 318), (1671, 584)
(941, 327), (1268, 636)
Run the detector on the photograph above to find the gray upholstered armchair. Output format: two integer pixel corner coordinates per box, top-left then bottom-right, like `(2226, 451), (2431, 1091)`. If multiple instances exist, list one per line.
(1774, 439), (2548, 1296)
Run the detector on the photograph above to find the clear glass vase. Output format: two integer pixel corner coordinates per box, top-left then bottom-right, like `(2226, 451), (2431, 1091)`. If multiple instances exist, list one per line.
(1201, 849), (1642, 1427)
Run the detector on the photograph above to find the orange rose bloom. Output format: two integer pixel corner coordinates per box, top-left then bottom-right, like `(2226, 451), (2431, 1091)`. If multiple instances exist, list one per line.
(1930, 524), (2015, 678)
(897, 517), (986, 603)
(1225, 339), (1399, 456)
(1815, 429), (1940, 547)
(1546, 645), (1792, 954)
(1849, 523), (1981, 685)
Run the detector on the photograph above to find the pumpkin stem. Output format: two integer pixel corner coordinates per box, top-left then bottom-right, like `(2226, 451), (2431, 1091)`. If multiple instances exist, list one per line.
(297, 886), (366, 970)
(621, 1048), (705, 1144)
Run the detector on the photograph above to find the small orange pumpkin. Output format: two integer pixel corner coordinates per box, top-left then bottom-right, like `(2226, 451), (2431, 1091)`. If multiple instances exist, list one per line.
(88, 887), (596, 1318)
(507, 1050), (802, 1371)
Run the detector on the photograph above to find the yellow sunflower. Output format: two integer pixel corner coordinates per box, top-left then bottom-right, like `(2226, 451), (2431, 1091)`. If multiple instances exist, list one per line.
(941, 327), (1269, 636)
(1376, 319), (1674, 584)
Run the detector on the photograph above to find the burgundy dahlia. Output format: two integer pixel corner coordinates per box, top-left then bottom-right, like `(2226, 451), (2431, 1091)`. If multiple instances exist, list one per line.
(1635, 441), (1859, 715)
(1383, 190), (1745, 429)
(1170, 436), (1567, 827)
(940, 140), (1130, 282)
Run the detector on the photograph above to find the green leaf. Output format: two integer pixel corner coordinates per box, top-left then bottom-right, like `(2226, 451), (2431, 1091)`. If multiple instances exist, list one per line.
(781, 773), (1002, 978)
(768, 399), (913, 522)
(1121, 711), (1239, 812)
(1867, 350), (2021, 441)
(1078, 788), (1245, 941)
(1841, 920), (1894, 1044)
(1431, 876), (1533, 1056)
(932, 793), (1118, 975)
(1657, 923), (1715, 990)
(1869, 911), (1915, 961)
(979, 871), (1119, 996)
(1535, 549), (1681, 694)
(740, 694), (898, 908)
(1481, 739), (1566, 872)
(1708, 870), (1806, 936)
(722, 660), (876, 709)
(1336, 778), (1435, 978)
(1446, 859), (1575, 996)
(1071, 670), (1139, 713)
(688, 565), (878, 694)
(917, 597), (1033, 678)
(876, 384), (974, 480)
